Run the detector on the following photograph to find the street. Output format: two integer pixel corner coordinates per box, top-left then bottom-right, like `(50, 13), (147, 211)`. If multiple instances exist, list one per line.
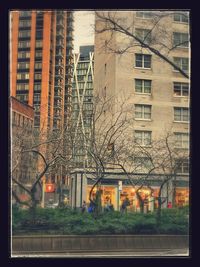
(12, 248), (189, 258)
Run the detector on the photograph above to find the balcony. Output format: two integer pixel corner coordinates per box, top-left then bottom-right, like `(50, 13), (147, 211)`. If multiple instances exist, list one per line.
(66, 52), (73, 60)
(56, 52), (64, 59)
(67, 35), (74, 41)
(56, 40), (64, 48)
(56, 30), (64, 38)
(57, 20), (64, 29)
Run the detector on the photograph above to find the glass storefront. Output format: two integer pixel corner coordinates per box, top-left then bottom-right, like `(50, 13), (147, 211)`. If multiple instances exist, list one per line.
(175, 187), (189, 207)
(86, 184), (189, 211)
(86, 185), (160, 212)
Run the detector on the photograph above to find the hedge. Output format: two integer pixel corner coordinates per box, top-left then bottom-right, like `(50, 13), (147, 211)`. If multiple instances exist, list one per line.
(12, 206), (189, 235)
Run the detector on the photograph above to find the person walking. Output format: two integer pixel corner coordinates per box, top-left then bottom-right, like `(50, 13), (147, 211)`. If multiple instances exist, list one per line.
(121, 197), (130, 214)
(81, 200), (87, 213)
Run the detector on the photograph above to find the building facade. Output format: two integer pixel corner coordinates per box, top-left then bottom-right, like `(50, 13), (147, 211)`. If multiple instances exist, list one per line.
(70, 11), (190, 211)
(10, 10), (74, 132)
(72, 45), (94, 167)
(10, 10), (74, 204)
(11, 96), (35, 200)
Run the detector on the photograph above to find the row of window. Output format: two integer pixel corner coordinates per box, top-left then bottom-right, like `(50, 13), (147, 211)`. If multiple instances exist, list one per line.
(72, 89), (93, 97)
(135, 11), (189, 24)
(18, 40), (43, 49)
(72, 82), (93, 90)
(73, 103), (93, 110)
(73, 96), (93, 103)
(76, 69), (91, 75)
(135, 54), (189, 72)
(134, 156), (189, 174)
(77, 62), (90, 69)
(16, 94), (28, 102)
(135, 79), (189, 97)
(12, 111), (33, 128)
(135, 28), (189, 48)
(76, 75), (93, 81)
(134, 130), (189, 148)
(17, 72), (42, 80)
(19, 20), (31, 27)
(18, 30), (31, 38)
(134, 104), (189, 122)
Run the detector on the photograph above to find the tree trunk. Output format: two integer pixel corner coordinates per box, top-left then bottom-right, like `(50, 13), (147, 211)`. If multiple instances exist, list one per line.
(30, 188), (37, 223)
(136, 191), (144, 213)
(94, 190), (102, 218)
(156, 196), (162, 227)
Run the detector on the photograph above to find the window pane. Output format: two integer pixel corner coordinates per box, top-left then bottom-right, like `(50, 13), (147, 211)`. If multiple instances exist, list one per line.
(144, 55), (151, 68)
(144, 132), (151, 145)
(174, 108), (181, 121)
(135, 105), (142, 118)
(182, 58), (189, 72)
(173, 32), (180, 46)
(135, 54), (142, 67)
(144, 80), (151, 93)
(135, 131), (142, 144)
(135, 79), (142, 92)
(182, 108), (189, 121)
(174, 14), (181, 21)
(144, 105), (151, 119)
(182, 86), (189, 96)
(182, 14), (189, 23)
(182, 33), (189, 47)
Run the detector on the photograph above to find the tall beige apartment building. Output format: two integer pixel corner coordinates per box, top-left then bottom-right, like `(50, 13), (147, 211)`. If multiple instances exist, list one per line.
(90, 10), (190, 210)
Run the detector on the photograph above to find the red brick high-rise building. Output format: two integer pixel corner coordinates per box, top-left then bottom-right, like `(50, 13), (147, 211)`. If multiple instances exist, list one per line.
(10, 10), (74, 132)
(10, 10), (74, 201)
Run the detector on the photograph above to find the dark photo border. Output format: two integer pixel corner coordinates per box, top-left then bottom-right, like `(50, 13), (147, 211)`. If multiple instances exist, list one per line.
(0, 0), (199, 266)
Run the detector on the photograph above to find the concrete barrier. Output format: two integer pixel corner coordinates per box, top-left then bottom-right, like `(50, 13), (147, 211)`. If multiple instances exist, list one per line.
(12, 235), (189, 254)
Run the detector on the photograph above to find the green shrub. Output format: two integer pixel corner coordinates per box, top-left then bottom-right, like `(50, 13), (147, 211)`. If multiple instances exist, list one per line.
(12, 207), (189, 235)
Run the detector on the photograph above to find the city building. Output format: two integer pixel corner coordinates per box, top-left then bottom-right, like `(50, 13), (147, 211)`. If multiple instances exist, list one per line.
(11, 96), (35, 200)
(72, 45), (94, 167)
(10, 10), (74, 204)
(10, 10), (74, 131)
(70, 11), (190, 211)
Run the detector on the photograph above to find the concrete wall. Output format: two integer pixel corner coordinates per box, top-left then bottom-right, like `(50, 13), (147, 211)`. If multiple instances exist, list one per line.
(12, 235), (189, 254)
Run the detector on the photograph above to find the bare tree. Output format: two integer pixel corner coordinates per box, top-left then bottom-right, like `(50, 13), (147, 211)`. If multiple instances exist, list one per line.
(95, 10), (190, 79)
(11, 123), (74, 214)
(108, 130), (189, 221)
(79, 94), (132, 216)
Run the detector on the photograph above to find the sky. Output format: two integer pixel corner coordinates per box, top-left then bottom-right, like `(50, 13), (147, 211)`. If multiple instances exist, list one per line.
(73, 11), (95, 53)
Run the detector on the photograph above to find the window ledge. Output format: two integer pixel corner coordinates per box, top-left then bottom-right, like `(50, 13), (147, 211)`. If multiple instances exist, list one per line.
(173, 120), (189, 123)
(173, 95), (189, 98)
(135, 92), (152, 96)
(134, 144), (152, 148)
(173, 21), (189, 25)
(173, 46), (189, 49)
(173, 70), (189, 74)
(135, 67), (152, 70)
(135, 118), (152, 121)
